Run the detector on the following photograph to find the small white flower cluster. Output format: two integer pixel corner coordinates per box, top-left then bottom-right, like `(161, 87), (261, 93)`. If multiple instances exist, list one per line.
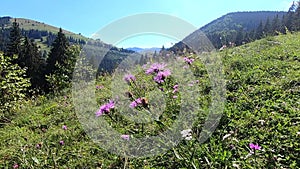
(180, 129), (192, 140)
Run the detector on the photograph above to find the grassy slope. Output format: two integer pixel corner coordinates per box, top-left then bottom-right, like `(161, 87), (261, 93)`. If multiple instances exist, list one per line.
(12, 18), (88, 41)
(0, 33), (299, 168)
(4, 18), (89, 53)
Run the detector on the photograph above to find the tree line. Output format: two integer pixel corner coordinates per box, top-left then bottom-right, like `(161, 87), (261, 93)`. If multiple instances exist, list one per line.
(0, 19), (86, 55)
(217, 1), (300, 48)
(2, 19), (80, 95)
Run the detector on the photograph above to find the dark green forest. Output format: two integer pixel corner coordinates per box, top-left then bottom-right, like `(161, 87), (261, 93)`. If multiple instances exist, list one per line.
(170, 4), (300, 52)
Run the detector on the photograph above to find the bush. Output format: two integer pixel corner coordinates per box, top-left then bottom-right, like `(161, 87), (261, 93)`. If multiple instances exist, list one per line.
(0, 53), (30, 123)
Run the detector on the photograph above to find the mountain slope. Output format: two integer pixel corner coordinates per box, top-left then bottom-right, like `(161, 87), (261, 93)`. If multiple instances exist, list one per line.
(0, 16), (136, 73)
(1, 17), (87, 40)
(169, 11), (286, 52)
(200, 11), (286, 33)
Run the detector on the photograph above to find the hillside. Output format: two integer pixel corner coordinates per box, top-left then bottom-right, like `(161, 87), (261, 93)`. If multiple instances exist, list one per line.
(200, 11), (286, 34)
(0, 16), (136, 73)
(0, 31), (299, 168)
(169, 11), (286, 52)
(0, 17), (87, 52)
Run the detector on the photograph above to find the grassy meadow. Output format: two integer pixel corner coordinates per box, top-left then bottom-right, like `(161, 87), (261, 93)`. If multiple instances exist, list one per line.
(0, 33), (299, 168)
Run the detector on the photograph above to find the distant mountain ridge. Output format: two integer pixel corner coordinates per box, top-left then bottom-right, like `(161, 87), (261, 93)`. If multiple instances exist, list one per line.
(126, 47), (161, 53)
(200, 11), (286, 33)
(169, 11), (287, 52)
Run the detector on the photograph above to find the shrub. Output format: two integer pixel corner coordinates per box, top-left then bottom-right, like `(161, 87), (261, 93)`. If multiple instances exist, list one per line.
(0, 53), (30, 123)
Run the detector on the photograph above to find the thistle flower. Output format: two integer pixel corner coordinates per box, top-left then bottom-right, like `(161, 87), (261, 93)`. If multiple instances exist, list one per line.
(249, 143), (261, 150)
(153, 69), (171, 83)
(124, 74), (136, 83)
(184, 57), (195, 64)
(145, 63), (165, 74)
(96, 100), (115, 116)
(130, 98), (142, 108)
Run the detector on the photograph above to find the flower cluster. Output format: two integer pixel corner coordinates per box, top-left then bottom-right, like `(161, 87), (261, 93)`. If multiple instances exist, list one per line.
(184, 57), (195, 65)
(145, 63), (166, 74)
(96, 100), (115, 117)
(145, 63), (171, 84)
(153, 69), (171, 83)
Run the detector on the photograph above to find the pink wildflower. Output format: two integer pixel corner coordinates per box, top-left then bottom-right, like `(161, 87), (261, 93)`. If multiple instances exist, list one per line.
(145, 63), (165, 74)
(121, 134), (130, 140)
(59, 140), (64, 145)
(96, 100), (115, 116)
(124, 74), (136, 83)
(184, 57), (195, 64)
(153, 69), (171, 83)
(62, 125), (67, 130)
(130, 98), (142, 108)
(13, 164), (19, 169)
(249, 143), (261, 150)
(172, 84), (179, 93)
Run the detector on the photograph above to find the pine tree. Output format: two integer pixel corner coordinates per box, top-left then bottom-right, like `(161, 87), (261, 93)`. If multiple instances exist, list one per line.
(235, 28), (244, 45)
(284, 1), (297, 31)
(263, 18), (272, 36)
(20, 37), (46, 91)
(46, 28), (69, 75)
(271, 15), (281, 34)
(255, 21), (264, 39)
(292, 1), (300, 31)
(6, 19), (22, 58)
(45, 28), (81, 92)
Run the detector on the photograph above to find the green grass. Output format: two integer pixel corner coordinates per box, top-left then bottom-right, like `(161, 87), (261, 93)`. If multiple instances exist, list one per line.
(13, 18), (88, 41)
(0, 33), (299, 168)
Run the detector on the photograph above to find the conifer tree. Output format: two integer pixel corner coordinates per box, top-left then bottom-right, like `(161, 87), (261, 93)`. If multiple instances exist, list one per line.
(271, 15), (281, 34)
(235, 28), (244, 45)
(46, 28), (69, 75)
(255, 21), (264, 39)
(45, 28), (80, 92)
(20, 37), (46, 91)
(284, 1), (297, 31)
(292, 1), (300, 31)
(263, 18), (272, 36)
(6, 19), (22, 58)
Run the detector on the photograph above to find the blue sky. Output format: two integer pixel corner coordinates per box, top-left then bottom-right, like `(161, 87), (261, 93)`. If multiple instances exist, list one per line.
(0, 0), (293, 48)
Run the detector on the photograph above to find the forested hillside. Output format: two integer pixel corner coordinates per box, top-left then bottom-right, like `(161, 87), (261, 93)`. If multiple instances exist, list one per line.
(0, 17), (86, 54)
(170, 3), (300, 52)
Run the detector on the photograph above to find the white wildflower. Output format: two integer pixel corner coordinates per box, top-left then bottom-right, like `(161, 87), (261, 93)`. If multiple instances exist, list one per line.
(180, 129), (192, 140)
